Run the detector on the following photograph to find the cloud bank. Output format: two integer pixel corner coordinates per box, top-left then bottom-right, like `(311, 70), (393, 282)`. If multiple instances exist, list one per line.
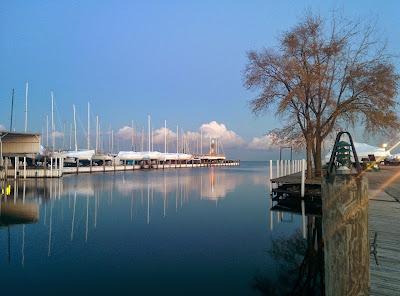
(200, 121), (244, 148)
(116, 126), (134, 140)
(115, 121), (281, 153)
(248, 134), (276, 150)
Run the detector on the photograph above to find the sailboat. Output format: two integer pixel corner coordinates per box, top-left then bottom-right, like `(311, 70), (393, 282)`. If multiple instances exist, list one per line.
(61, 104), (95, 161)
(117, 115), (162, 161)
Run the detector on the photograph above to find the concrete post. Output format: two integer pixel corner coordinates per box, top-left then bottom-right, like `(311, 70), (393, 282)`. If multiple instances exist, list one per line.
(50, 157), (53, 178)
(14, 156), (18, 179)
(44, 157), (47, 178)
(23, 156), (27, 179)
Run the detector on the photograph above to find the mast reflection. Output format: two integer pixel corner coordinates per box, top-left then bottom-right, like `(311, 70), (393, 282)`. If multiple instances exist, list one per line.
(0, 167), (250, 265)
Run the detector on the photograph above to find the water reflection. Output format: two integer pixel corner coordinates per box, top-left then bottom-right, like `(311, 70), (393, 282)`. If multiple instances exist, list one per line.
(0, 164), (304, 294)
(264, 175), (370, 295)
(0, 167), (252, 262)
(259, 192), (325, 295)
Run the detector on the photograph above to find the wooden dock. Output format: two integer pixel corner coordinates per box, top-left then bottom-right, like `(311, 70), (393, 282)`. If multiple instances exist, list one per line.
(269, 163), (400, 294)
(367, 167), (400, 296)
(270, 172), (322, 200)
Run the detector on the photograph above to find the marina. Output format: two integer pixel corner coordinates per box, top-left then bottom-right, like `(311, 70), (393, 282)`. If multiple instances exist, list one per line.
(0, 162), (298, 295)
(0, 131), (239, 180)
(2, 1), (400, 294)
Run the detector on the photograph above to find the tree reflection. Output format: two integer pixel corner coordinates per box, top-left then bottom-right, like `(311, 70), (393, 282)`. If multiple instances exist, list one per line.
(254, 218), (324, 295)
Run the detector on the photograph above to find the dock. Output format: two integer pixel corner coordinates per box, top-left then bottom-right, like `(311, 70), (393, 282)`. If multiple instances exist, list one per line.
(367, 167), (400, 296)
(269, 160), (400, 295)
(0, 159), (240, 179)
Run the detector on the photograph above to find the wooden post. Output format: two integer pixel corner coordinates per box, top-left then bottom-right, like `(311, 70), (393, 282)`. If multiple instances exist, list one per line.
(76, 158), (79, 174)
(322, 175), (369, 295)
(301, 159), (305, 198)
(269, 160), (273, 195)
(301, 200), (306, 238)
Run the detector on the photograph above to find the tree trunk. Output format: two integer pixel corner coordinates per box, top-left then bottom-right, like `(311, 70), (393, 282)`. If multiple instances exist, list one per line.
(306, 135), (313, 179)
(314, 136), (323, 177)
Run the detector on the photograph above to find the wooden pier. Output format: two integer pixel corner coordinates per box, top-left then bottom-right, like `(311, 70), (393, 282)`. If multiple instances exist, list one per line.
(269, 161), (400, 295)
(367, 167), (400, 296)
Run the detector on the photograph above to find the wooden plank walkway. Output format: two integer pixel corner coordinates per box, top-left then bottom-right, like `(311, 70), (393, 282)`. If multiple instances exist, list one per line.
(367, 167), (400, 296)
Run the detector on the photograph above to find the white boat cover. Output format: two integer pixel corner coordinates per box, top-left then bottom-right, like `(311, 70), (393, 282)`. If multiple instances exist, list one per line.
(162, 153), (193, 161)
(118, 151), (163, 160)
(118, 151), (194, 161)
(62, 150), (96, 160)
(199, 155), (226, 160)
(118, 151), (146, 161)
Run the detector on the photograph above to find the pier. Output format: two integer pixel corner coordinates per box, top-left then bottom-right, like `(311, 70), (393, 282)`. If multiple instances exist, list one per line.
(367, 167), (400, 296)
(268, 159), (400, 295)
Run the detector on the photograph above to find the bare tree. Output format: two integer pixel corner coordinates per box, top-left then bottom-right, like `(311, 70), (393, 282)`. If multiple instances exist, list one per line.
(244, 13), (399, 178)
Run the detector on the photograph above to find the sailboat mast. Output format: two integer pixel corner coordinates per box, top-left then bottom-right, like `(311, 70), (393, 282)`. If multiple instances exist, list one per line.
(176, 125), (179, 154)
(164, 120), (167, 153)
(51, 91), (55, 151)
(73, 104), (77, 151)
(87, 102), (90, 150)
(24, 82), (28, 132)
(151, 128), (154, 152)
(148, 115), (151, 151)
(111, 129), (114, 154)
(131, 120), (134, 151)
(9, 88), (14, 131)
(95, 115), (99, 153)
(69, 123), (72, 150)
(200, 129), (203, 155)
(98, 122), (101, 152)
(141, 128), (144, 151)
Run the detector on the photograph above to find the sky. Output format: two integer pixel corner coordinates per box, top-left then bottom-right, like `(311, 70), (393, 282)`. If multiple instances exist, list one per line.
(1, 0), (399, 160)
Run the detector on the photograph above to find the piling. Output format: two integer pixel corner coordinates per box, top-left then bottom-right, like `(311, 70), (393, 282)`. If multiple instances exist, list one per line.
(322, 175), (369, 296)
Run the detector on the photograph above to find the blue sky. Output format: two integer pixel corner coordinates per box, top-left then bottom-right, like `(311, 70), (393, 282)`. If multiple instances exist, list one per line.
(1, 1), (399, 160)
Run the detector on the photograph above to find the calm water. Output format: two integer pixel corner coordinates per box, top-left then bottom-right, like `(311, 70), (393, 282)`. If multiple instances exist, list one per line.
(0, 162), (303, 295)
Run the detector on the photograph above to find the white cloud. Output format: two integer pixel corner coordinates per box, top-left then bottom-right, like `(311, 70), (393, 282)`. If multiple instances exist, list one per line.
(152, 127), (177, 144)
(248, 134), (276, 150)
(0, 124), (5, 131)
(116, 121), (244, 149)
(116, 126), (134, 140)
(200, 121), (244, 148)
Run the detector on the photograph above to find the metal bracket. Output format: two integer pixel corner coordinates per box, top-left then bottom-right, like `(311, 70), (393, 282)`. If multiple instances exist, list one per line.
(370, 232), (379, 266)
